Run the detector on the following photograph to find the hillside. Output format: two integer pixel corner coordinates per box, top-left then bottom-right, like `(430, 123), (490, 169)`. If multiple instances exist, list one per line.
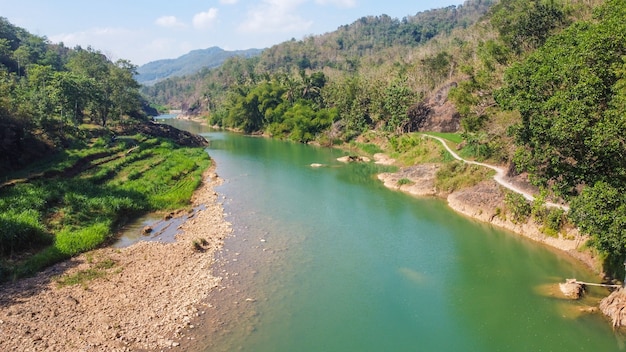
(141, 0), (494, 112)
(141, 0), (626, 275)
(135, 46), (263, 86)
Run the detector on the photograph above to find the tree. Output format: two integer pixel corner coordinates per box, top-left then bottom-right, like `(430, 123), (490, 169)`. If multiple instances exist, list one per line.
(570, 182), (626, 263)
(109, 59), (141, 120)
(490, 0), (567, 54)
(383, 76), (415, 133)
(496, 0), (626, 196)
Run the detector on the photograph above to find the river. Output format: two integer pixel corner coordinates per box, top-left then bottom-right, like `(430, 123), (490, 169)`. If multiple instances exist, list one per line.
(160, 119), (624, 351)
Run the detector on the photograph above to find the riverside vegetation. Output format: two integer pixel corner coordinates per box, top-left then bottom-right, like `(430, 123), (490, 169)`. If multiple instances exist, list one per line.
(0, 18), (211, 281)
(1, 0), (625, 287)
(144, 0), (626, 277)
(0, 132), (210, 281)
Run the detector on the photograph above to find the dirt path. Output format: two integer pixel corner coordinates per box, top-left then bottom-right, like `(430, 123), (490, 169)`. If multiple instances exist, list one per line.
(424, 135), (569, 211)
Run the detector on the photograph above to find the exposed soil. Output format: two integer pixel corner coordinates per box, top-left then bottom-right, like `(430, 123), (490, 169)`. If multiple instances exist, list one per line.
(0, 167), (231, 351)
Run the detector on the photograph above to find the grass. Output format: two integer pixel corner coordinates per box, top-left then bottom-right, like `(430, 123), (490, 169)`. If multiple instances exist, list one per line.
(352, 142), (384, 155)
(0, 134), (211, 282)
(421, 132), (463, 144)
(389, 133), (447, 166)
(55, 257), (118, 288)
(434, 161), (495, 193)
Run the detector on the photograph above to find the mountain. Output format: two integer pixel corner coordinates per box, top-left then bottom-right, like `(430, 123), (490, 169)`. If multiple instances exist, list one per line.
(135, 46), (263, 86)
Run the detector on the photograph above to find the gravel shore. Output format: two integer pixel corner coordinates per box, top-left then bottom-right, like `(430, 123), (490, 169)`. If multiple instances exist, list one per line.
(0, 166), (231, 351)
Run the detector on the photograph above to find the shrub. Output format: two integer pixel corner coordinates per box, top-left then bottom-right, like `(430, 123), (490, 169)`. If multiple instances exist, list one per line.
(397, 178), (414, 186)
(435, 162), (493, 192)
(504, 192), (531, 223)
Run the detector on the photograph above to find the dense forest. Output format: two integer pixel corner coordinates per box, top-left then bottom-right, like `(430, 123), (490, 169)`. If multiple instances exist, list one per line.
(0, 17), (153, 171)
(0, 18), (209, 281)
(142, 0), (626, 273)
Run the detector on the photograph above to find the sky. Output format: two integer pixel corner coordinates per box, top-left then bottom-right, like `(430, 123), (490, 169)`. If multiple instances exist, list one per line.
(0, 0), (465, 66)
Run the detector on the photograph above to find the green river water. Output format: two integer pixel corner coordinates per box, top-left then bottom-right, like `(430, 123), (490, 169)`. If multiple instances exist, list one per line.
(162, 119), (624, 351)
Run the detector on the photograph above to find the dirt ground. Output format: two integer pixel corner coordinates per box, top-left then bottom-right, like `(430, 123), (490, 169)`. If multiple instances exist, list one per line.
(0, 166), (231, 351)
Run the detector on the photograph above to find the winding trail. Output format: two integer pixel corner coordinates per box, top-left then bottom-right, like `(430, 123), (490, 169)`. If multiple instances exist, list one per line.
(423, 135), (569, 211)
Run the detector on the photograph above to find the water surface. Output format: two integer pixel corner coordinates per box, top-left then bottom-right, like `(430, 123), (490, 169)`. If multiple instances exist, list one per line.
(165, 120), (622, 352)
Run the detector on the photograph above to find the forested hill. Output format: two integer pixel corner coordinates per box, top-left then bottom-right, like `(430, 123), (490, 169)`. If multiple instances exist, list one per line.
(135, 46), (263, 86)
(0, 17), (149, 172)
(142, 0), (494, 112)
(142, 0), (626, 273)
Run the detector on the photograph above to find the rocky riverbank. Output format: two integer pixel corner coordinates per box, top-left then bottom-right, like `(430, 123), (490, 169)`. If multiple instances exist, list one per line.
(377, 163), (600, 273)
(0, 166), (231, 351)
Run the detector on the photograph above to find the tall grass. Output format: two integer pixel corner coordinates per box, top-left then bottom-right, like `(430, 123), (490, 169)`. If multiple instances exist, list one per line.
(0, 136), (211, 281)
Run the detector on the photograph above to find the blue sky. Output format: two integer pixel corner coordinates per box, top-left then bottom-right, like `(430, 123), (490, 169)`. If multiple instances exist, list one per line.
(0, 0), (465, 66)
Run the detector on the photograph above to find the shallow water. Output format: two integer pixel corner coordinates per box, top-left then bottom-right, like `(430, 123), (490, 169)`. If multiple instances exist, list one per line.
(163, 120), (623, 351)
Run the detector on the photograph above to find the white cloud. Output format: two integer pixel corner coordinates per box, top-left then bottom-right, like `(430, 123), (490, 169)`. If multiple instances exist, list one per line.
(238, 0), (312, 34)
(193, 8), (219, 30)
(220, 0), (239, 4)
(315, 0), (357, 8)
(50, 27), (135, 51)
(155, 16), (186, 28)
(49, 27), (145, 62)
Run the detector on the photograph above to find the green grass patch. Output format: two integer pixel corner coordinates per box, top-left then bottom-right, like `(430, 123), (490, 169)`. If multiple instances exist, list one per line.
(397, 178), (415, 186)
(0, 135), (211, 282)
(55, 257), (118, 288)
(435, 161), (494, 193)
(422, 132), (463, 144)
(389, 133), (447, 166)
(352, 142), (384, 155)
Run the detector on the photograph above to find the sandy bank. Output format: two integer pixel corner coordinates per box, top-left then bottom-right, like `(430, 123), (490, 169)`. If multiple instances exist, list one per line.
(0, 166), (231, 351)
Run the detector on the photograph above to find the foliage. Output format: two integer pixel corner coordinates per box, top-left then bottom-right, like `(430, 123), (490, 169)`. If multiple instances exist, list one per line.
(570, 182), (626, 262)
(0, 136), (210, 281)
(388, 133), (444, 165)
(397, 178), (414, 186)
(490, 0), (568, 53)
(353, 142), (383, 156)
(0, 17), (148, 173)
(503, 191), (531, 224)
(141, 1), (495, 136)
(496, 0), (626, 196)
(435, 162), (493, 193)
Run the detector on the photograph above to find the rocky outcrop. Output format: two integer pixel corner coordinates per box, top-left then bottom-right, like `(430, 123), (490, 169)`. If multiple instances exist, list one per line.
(377, 164), (440, 197)
(405, 82), (461, 133)
(600, 288), (626, 328)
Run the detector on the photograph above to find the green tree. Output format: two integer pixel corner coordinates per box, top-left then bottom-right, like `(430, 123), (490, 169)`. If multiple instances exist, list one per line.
(383, 76), (415, 133)
(490, 0), (567, 54)
(570, 182), (626, 263)
(496, 0), (626, 196)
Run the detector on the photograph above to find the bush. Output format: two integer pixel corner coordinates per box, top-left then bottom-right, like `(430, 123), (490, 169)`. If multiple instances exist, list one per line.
(504, 192), (531, 223)
(397, 178), (414, 186)
(543, 207), (565, 237)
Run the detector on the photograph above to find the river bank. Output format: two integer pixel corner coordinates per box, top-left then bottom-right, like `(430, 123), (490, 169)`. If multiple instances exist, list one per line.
(376, 159), (601, 274)
(0, 166), (230, 351)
